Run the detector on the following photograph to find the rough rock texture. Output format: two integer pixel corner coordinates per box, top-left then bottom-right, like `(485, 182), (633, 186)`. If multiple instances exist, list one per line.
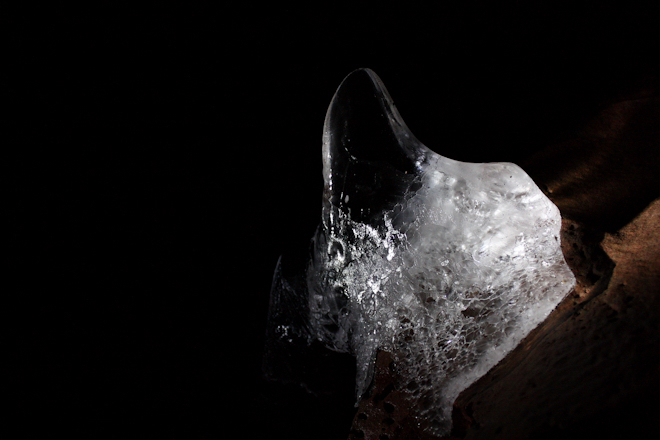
(350, 94), (660, 439)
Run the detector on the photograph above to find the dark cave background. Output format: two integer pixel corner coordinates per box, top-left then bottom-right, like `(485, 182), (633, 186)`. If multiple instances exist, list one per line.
(9, 2), (659, 438)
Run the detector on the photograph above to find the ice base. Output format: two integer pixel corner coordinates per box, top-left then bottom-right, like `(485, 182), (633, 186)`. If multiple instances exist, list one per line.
(265, 69), (575, 436)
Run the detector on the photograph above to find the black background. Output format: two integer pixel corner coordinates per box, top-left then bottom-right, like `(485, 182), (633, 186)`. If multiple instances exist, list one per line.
(9, 2), (659, 438)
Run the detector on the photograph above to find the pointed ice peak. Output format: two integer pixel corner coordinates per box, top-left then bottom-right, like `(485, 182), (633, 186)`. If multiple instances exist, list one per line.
(322, 68), (428, 225)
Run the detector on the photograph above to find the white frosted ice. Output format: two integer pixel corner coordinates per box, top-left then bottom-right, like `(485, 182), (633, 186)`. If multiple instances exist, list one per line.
(266, 69), (575, 436)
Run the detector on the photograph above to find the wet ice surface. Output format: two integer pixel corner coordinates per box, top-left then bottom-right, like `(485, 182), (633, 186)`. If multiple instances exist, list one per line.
(265, 69), (575, 436)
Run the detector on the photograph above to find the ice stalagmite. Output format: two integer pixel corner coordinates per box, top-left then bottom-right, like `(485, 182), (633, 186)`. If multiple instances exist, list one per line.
(265, 69), (575, 436)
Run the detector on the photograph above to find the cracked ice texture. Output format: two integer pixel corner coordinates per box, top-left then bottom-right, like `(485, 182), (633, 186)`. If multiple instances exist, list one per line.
(266, 69), (575, 436)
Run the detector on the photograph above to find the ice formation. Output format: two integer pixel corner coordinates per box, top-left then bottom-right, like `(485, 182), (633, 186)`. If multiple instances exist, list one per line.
(265, 68), (575, 436)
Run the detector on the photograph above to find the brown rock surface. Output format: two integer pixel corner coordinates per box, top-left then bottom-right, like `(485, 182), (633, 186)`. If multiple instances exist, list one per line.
(350, 95), (660, 440)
